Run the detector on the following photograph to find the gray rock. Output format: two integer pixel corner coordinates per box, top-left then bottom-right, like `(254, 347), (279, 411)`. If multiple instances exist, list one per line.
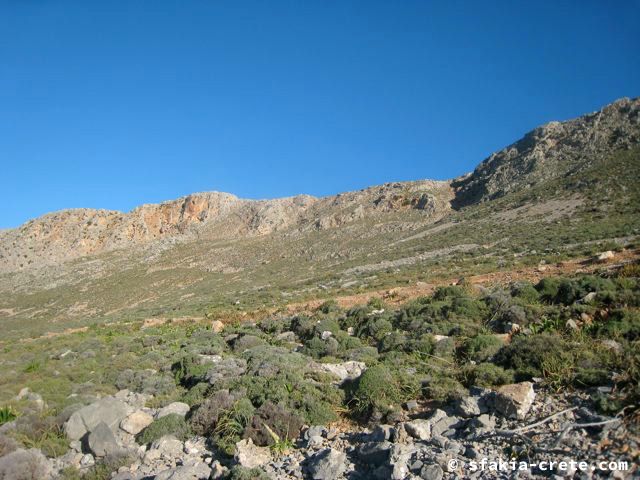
(305, 425), (328, 440)
(65, 397), (130, 441)
(312, 361), (366, 385)
(154, 460), (212, 480)
(404, 400), (419, 412)
(234, 438), (271, 468)
(357, 442), (392, 466)
(455, 396), (483, 417)
(87, 421), (120, 457)
(0, 448), (52, 480)
(421, 463), (444, 480)
(146, 435), (184, 461)
(205, 358), (247, 386)
(308, 448), (347, 480)
(469, 413), (496, 431)
(156, 402), (190, 419)
(276, 331), (297, 342)
(389, 443), (417, 480)
(15, 388), (47, 411)
(368, 424), (394, 442)
(427, 409), (462, 436)
(405, 419), (431, 441)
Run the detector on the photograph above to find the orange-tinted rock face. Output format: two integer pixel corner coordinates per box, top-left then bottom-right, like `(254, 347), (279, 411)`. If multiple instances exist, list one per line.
(0, 181), (453, 273)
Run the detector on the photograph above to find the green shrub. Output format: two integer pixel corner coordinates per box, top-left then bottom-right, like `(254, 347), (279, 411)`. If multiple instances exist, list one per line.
(536, 277), (563, 303)
(494, 333), (566, 380)
(115, 369), (175, 396)
(136, 414), (191, 445)
(594, 310), (640, 340)
(228, 466), (270, 480)
(11, 414), (68, 457)
(172, 354), (210, 387)
(0, 406), (17, 426)
(349, 364), (401, 418)
(511, 282), (540, 303)
(459, 334), (504, 362)
(189, 390), (237, 437)
(422, 374), (465, 403)
(460, 363), (514, 387)
(214, 398), (255, 455)
(318, 299), (341, 314)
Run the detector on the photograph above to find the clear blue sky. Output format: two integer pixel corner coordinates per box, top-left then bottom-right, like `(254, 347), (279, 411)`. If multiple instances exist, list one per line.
(1, 1), (639, 228)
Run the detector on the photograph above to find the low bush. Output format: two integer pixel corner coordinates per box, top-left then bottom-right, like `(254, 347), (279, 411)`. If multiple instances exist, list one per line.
(460, 363), (514, 387)
(348, 364), (401, 419)
(136, 414), (191, 445)
(244, 401), (303, 447)
(494, 333), (566, 380)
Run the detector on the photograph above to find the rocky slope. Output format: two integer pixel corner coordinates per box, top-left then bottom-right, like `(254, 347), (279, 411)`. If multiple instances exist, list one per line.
(452, 97), (640, 207)
(0, 180), (452, 273)
(0, 97), (638, 341)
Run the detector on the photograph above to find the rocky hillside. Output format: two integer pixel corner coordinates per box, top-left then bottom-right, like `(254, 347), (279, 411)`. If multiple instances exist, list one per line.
(1, 269), (638, 479)
(452, 97), (640, 206)
(0, 180), (452, 273)
(0, 98), (639, 342)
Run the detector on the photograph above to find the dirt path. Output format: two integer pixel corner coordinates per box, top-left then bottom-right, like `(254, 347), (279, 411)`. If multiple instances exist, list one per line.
(278, 248), (639, 315)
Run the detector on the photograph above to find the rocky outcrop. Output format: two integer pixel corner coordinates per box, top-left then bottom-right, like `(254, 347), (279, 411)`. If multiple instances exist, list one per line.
(0, 180), (451, 273)
(452, 97), (640, 207)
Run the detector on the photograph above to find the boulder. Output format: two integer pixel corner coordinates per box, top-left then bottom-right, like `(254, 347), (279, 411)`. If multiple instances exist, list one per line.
(234, 438), (271, 468)
(388, 443), (417, 480)
(210, 320), (225, 333)
(597, 251), (615, 262)
(87, 421), (120, 457)
(0, 448), (52, 479)
(156, 402), (190, 419)
(357, 442), (392, 466)
(15, 388), (47, 411)
(312, 361), (366, 385)
(454, 395), (484, 418)
(65, 397), (131, 441)
(493, 382), (535, 419)
(154, 460), (212, 480)
(308, 448), (347, 480)
(421, 463), (444, 480)
(120, 410), (154, 435)
(404, 419), (431, 441)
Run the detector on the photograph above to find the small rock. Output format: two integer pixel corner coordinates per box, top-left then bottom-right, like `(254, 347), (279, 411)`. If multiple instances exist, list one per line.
(308, 448), (347, 480)
(87, 422), (120, 457)
(597, 251), (614, 262)
(312, 361), (366, 385)
(154, 461), (212, 480)
(156, 402), (190, 419)
(234, 438), (271, 468)
(120, 410), (154, 435)
(455, 396), (483, 417)
(421, 464), (444, 480)
(368, 424), (394, 442)
(566, 319), (579, 330)
(357, 442), (392, 466)
(404, 400), (419, 412)
(210, 320), (225, 333)
(494, 382), (535, 420)
(404, 419), (431, 440)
